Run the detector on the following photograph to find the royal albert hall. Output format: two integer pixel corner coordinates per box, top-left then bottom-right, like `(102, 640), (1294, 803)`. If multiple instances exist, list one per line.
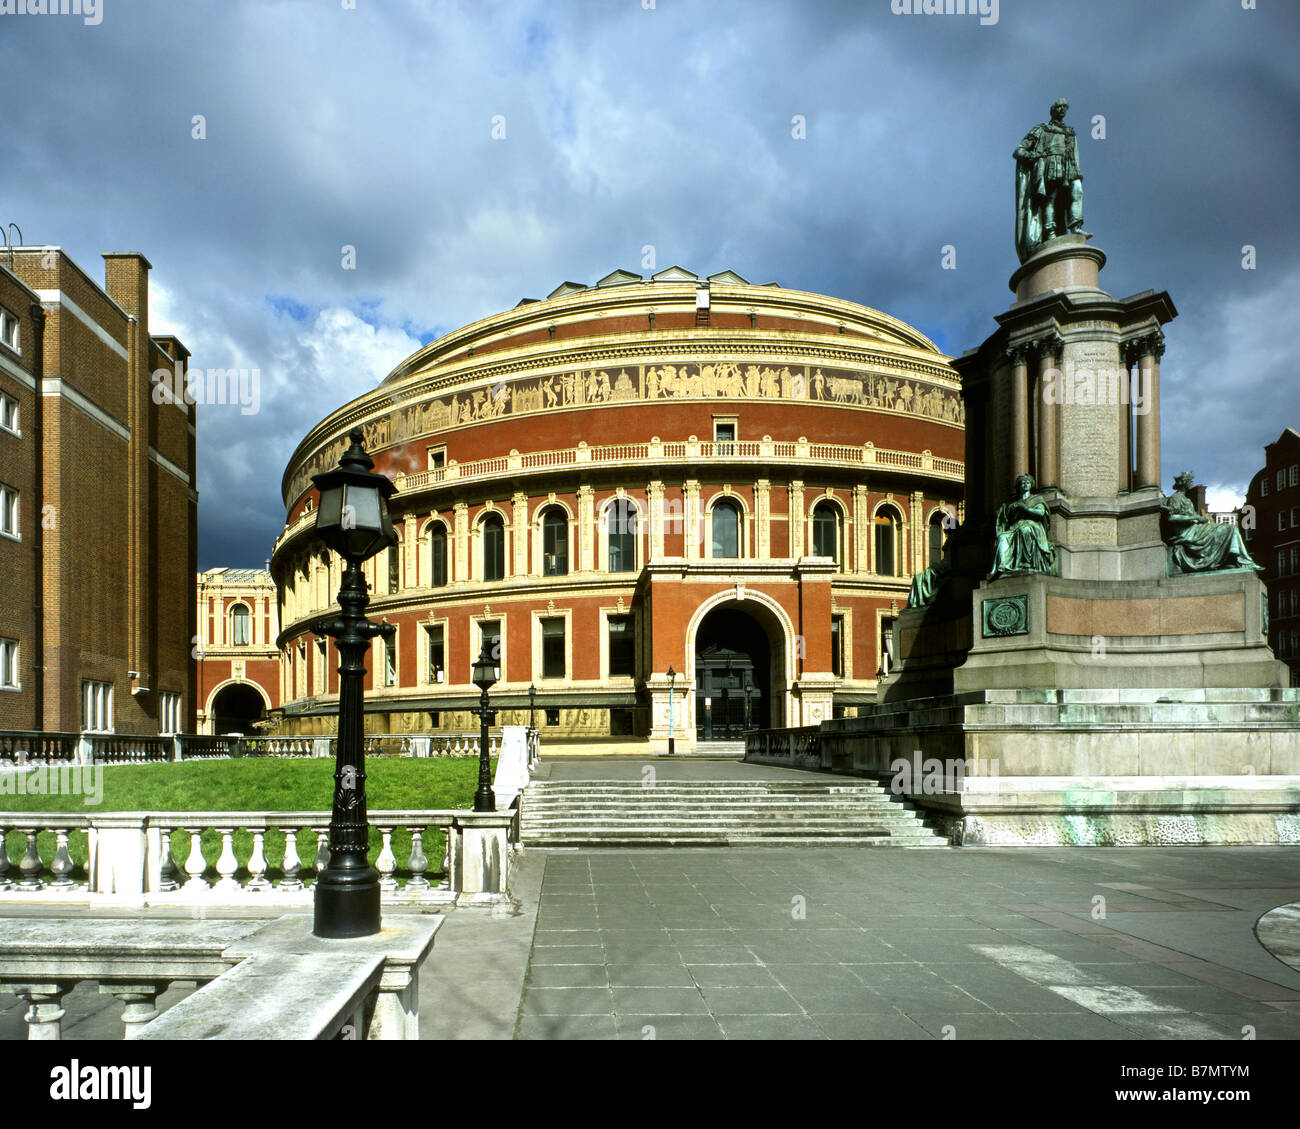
(270, 267), (965, 751)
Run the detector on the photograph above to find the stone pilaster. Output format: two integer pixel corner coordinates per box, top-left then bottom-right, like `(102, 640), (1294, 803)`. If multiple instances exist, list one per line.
(512, 492), (529, 576)
(403, 514), (416, 585)
(910, 490), (924, 577)
(453, 502), (469, 583)
(852, 484), (869, 573)
(683, 481), (701, 561)
(788, 481), (805, 557)
(755, 479), (771, 559)
(647, 481), (665, 560)
(577, 485), (595, 571)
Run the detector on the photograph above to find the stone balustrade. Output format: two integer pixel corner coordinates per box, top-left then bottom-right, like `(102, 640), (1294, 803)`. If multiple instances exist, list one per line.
(0, 730), (499, 766)
(744, 726), (825, 770)
(0, 914), (441, 1040)
(0, 808), (516, 910)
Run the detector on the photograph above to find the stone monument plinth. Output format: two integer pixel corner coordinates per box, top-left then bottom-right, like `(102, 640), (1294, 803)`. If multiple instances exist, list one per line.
(831, 105), (1300, 844)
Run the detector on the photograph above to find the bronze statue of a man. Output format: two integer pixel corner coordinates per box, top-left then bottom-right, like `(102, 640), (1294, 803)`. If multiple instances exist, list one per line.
(1014, 98), (1089, 263)
(1161, 471), (1262, 575)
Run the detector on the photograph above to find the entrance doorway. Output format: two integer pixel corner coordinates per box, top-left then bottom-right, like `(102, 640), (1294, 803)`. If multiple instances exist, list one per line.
(210, 682), (266, 734)
(694, 607), (773, 740)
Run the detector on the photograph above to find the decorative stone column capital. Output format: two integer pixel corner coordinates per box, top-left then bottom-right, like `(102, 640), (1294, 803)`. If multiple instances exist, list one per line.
(1125, 331), (1165, 365)
(1032, 333), (1064, 362)
(1005, 342), (1032, 367)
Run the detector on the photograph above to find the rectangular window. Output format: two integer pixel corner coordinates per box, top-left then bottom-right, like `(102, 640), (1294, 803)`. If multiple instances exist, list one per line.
(1293, 548), (1299, 576)
(1281, 512), (1289, 533)
(0, 393), (18, 435)
(0, 308), (19, 353)
(81, 680), (113, 732)
(714, 419), (737, 454)
(542, 618), (565, 679)
(426, 624), (445, 683)
(429, 710), (441, 727)
(388, 545), (400, 593)
(428, 446), (447, 474)
(610, 708), (634, 736)
(0, 638), (18, 688)
(545, 707), (560, 726)
(831, 615), (844, 678)
(0, 484), (17, 539)
(1280, 550), (1289, 578)
(1278, 470), (1287, 491)
(1291, 465), (1298, 487)
(384, 634), (397, 687)
(316, 638), (328, 693)
(1292, 508), (1299, 530)
(1262, 478), (1269, 497)
(608, 615), (635, 678)
(158, 691), (181, 735)
(479, 619), (501, 666)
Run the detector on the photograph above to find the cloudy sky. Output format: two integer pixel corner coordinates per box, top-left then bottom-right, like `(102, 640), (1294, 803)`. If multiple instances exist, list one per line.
(4, 0), (1297, 568)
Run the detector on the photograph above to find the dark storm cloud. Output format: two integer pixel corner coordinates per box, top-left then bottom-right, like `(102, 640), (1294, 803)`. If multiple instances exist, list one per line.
(2, 0), (1296, 564)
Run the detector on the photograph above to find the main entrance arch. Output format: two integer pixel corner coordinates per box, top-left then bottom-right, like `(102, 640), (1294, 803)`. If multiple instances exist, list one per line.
(206, 680), (269, 734)
(687, 594), (792, 740)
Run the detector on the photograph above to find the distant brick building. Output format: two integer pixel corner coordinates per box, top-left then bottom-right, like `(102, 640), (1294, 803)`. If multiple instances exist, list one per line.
(1245, 427), (1300, 684)
(0, 246), (197, 735)
(196, 567), (281, 734)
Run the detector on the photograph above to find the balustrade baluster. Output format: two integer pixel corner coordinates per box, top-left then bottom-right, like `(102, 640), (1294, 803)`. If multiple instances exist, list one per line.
(17, 830), (42, 889)
(182, 827), (209, 890)
(213, 829), (240, 892)
(405, 827), (429, 893)
(15, 984), (68, 1040)
(376, 827), (398, 893)
(246, 831), (270, 890)
(158, 828), (180, 891)
(48, 829), (76, 889)
(0, 828), (10, 889)
(314, 829), (329, 875)
(102, 984), (161, 1038)
(280, 828), (304, 890)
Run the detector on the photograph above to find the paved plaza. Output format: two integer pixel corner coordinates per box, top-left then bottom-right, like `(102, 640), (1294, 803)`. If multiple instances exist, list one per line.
(516, 844), (1300, 1040)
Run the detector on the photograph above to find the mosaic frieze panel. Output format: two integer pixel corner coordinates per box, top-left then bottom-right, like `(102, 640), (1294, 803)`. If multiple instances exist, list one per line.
(286, 361), (964, 503)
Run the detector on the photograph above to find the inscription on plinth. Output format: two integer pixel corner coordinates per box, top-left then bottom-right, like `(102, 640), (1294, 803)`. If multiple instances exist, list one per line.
(1068, 517), (1117, 547)
(1056, 341), (1121, 498)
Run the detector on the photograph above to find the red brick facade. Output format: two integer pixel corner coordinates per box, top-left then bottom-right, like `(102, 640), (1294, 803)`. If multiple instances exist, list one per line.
(271, 270), (964, 749)
(0, 248), (196, 735)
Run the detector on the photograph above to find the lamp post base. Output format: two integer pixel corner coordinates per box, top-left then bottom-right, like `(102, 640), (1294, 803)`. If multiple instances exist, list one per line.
(313, 866), (382, 939)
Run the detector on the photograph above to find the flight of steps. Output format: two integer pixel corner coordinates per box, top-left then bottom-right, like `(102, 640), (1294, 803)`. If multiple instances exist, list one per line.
(520, 779), (950, 847)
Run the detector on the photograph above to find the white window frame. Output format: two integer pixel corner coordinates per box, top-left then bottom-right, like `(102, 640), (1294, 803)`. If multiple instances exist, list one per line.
(81, 679), (113, 733)
(1291, 465), (1298, 488)
(0, 308), (19, 355)
(0, 638), (18, 689)
(0, 483), (18, 541)
(159, 691), (182, 735)
(423, 620), (447, 686)
(0, 392), (18, 436)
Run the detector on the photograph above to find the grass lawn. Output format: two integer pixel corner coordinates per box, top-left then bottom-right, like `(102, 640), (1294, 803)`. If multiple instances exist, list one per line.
(0, 756), (495, 885)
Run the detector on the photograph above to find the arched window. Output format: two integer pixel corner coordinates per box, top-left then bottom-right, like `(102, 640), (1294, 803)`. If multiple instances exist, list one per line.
(430, 524), (448, 588)
(712, 500), (740, 559)
(608, 499), (638, 572)
(812, 502), (839, 562)
(482, 513), (505, 581)
(929, 512), (947, 566)
(230, 604), (251, 646)
(542, 508), (568, 576)
(874, 508), (900, 576)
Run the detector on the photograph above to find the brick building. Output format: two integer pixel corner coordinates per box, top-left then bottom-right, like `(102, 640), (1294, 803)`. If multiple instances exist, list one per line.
(1245, 427), (1300, 684)
(270, 268), (965, 751)
(0, 246), (197, 735)
(196, 567), (281, 734)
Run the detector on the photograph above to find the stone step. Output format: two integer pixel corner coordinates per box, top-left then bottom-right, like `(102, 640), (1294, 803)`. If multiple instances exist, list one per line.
(528, 834), (949, 848)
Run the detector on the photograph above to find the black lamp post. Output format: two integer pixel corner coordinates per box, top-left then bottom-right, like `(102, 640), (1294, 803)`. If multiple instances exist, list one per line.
(309, 428), (397, 939)
(528, 682), (537, 731)
(472, 642), (499, 812)
(666, 666), (677, 755)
